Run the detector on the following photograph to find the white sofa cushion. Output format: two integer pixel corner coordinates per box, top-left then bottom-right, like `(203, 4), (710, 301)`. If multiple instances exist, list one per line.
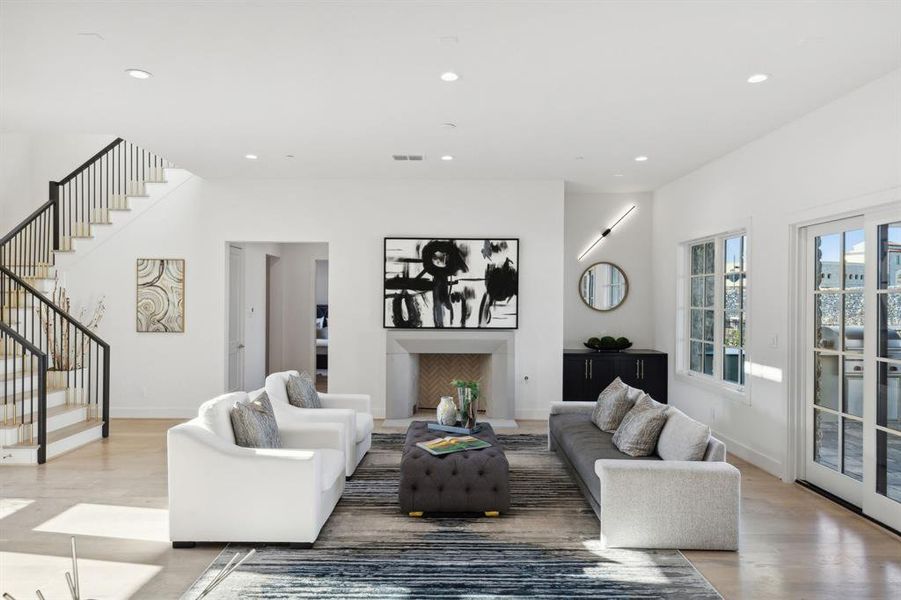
(355, 413), (374, 443)
(657, 407), (711, 461)
(197, 392), (247, 444)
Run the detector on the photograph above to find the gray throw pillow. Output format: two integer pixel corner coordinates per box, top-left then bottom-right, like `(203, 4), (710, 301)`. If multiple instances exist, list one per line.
(612, 404), (669, 457)
(286, 372), (321, 409)
(591, 384), (633, 433)
(657, 407), (711, 461)
(633, 392), (667, 413)
(230, 392), (282, 448)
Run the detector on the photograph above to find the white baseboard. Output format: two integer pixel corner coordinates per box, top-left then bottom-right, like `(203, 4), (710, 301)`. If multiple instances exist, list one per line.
(514, 409), (550, 421)
(713, 429), (784, 478)
(110, 407), (197, 419)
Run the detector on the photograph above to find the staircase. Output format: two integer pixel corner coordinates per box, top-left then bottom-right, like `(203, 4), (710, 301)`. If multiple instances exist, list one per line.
(1, 138), (174, 464)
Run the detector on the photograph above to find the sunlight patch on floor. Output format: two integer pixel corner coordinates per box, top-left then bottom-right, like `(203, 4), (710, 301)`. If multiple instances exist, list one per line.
(0, 498), (34, 520)
(34, 503), (170, 542)
(0, 551), (161, 600)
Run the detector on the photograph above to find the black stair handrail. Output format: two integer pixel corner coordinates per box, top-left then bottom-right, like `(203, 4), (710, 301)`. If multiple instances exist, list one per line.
(0, 321), (48, 463)
(58, 137), (124, 186)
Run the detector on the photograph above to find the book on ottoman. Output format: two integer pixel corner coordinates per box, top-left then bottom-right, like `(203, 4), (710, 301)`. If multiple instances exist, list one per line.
(416, 435), (492, 456)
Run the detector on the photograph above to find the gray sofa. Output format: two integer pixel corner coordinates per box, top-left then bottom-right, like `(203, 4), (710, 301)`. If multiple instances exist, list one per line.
(549, 401), (740, 550)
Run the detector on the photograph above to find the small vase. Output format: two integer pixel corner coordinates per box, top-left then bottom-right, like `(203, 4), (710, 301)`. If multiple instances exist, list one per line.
(436, 396), (457, 426)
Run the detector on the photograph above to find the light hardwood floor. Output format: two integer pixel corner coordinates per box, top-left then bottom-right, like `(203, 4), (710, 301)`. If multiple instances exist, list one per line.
(1, 418), (899, 599)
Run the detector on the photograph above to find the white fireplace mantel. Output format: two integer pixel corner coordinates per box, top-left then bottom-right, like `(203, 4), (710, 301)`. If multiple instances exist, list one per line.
(385, 330), (515, 423)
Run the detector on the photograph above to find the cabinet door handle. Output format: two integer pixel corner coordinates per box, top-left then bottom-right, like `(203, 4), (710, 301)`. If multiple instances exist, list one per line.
(636, 360), (640, 378)
(641, 360), (645, 379)
(585, 360), (589, 379)
(589, 361), (593, 379)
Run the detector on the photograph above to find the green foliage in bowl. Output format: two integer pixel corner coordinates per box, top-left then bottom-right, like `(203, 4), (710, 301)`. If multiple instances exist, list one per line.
(583, 336), (633, 351)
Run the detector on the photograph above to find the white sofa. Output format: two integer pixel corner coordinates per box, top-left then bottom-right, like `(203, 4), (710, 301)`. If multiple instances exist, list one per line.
(168, 392), (346, 547)
(264, 370), (373, 476)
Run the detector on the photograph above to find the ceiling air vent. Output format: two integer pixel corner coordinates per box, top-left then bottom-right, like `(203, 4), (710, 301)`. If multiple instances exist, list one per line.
(393, 154), (425, 161)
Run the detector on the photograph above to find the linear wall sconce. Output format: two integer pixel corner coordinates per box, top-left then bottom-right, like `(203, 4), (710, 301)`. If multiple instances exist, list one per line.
(577, 205), (637, 261)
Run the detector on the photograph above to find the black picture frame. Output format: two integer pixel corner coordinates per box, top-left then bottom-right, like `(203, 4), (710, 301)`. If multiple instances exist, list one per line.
(383, 237), (520, 330)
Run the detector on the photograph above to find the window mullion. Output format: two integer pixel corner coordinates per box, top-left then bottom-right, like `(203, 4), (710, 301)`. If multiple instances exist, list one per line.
(715, 235), (725, 382)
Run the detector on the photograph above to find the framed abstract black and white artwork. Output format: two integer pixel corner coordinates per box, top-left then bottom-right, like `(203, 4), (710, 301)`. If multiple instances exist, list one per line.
(384, 238), (519, 329)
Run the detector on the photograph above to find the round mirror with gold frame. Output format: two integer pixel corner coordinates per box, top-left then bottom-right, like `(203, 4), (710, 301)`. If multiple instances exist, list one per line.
(579, 262), (628, 311)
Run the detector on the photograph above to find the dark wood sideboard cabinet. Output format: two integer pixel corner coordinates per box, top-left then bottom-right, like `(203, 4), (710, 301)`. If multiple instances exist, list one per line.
(563, 349), (668, 404)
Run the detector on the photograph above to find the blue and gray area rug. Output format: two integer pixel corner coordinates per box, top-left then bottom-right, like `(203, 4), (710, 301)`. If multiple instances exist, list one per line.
(183, 433), (721, 599)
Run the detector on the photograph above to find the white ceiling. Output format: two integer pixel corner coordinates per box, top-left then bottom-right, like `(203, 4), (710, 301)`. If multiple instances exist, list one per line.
(2, 1), (900, 193)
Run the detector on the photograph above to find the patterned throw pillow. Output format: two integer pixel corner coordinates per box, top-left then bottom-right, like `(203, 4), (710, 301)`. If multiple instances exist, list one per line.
(611, 403), (669, 457)
(591, 383), (634, 433)
(633, 392), (667, 413)
(230, 392), (282, 448)
(286, 372), (322, 409)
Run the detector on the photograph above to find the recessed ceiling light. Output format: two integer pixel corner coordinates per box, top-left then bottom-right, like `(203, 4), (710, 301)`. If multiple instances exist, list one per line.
(634, 155), (648, 162)
(125, 68), (152, 79)
(440, 155), (454, 161)
(613, 173), (624, 177)
(747, 73), (769, 84)
(244, 154), (258, 160)
(440, 71), (460, 82)
(575, 156), (585, 160)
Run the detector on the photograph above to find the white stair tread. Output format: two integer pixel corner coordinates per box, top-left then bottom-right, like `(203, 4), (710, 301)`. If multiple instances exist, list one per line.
(7, 418), (103, 449)
(0, 403), (84, 429)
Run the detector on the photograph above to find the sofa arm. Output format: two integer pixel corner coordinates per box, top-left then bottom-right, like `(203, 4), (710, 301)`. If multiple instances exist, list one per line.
(279, 421), (345, 453)
(550, 401), (595, 415)
(319, 392), (371, 414)
(596, 459), (740, 550)
(167, 424), (323, 542)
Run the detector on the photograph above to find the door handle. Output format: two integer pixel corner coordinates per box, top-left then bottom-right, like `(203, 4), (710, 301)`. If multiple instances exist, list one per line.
(589, 361), (593, 379)
(584, 359), (589, 379)
(641, 360), (645, 379)
(636, 360), (640, 378)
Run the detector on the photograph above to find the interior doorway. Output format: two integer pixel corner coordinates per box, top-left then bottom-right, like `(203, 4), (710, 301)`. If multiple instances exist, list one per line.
(315, 259), (329, 392)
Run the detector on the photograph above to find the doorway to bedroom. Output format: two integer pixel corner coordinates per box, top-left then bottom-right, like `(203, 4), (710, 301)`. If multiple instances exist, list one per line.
(315, 258), (329, 392)
(225, 241), (329, 394)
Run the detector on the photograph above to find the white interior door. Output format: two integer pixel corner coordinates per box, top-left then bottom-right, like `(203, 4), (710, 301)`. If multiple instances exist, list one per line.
(803, 209), (901, 531)
(228, 245), (245, 392)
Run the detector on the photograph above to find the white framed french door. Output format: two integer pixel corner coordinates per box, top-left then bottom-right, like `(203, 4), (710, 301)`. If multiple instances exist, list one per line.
(804, 217), (866, 505)
(801, 207), (901, 531)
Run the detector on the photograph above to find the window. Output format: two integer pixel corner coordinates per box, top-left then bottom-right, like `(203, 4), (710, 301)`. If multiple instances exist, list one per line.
(685, 232), (747, 389)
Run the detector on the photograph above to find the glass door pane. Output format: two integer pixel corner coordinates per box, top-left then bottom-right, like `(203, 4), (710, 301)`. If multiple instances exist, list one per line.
(807, 221), (865, 505)
(876, 220), (901, 506)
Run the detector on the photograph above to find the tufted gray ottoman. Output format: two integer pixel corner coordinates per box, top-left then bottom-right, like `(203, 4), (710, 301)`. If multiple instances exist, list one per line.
(399, 421), (510, 516)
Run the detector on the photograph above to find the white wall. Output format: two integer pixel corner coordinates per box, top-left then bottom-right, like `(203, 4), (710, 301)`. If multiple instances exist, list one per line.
(564, 192), (654, 349)
(0, 133), (116, 232)
(652, 69), (901, 477)
(56, 178), (564, 419)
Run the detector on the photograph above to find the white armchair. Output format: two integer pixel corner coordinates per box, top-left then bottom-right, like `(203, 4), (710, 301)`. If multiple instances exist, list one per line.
(167, 392), (346, 547)
(265, 370), (373, 476)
